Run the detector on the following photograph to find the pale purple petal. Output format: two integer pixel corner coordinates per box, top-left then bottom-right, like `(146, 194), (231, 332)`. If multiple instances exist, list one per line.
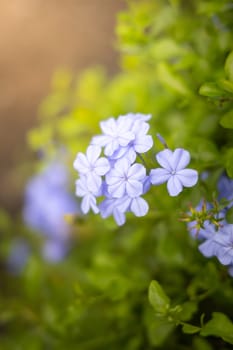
(143, 176), (151, 194)
(150, 168), (170, 185)
(100, 117), (116, 135)
(128, 163), (146, 180)
(95, 157), (110, 175)
(170, 148), (190, 171)
(105, 171), (122, 185)
(126, 179), (143, 197)
(113, 209), (126, 226)
(130, 197), (149, 217)
(108, 182), (126, 198)
(176, 169), (198, 187)
(89, 196), (100, 214)
(86, 145), (101, 164)
(105, 139), (119, 156)
(118, 158), (131, 174)
(116, 196), (131, 212)
(156, 149), (173, 170)
(167, 176), (183, 196)
(134, 135), (153, 153)
(75, 178), (87, 196)
(217, 248), (233, 265)
(198, 239), (218, 257)
(118, 132), (135, 146)
(91, 135), (111, 147)
(73, 153), (89, 173)
(81, 196), (91, 214)
(87, 173), (102, 193)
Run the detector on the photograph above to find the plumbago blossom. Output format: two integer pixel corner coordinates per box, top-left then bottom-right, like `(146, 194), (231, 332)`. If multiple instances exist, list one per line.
(74, 113), (198, 225)
(187, 173), (233, 277)
(24, 162), (79, 262)
(150, 148), (198, 196)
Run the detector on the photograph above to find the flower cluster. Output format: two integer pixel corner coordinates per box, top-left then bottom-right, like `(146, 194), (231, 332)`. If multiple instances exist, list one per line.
(74, 113), (198, 225)
(187, 173), (233, 276)
(23, 162), (79, 262)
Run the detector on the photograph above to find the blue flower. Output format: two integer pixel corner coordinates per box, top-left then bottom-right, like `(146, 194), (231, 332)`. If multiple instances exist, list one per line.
(116, 195), (149, 217)
(198, 224), (233, 273)
(198, 226), (219, 258)
(73, 145), (110, 192)
(218, 173), (233, 209)
(105, 158), (146, 198)
(150, 148), (198, 196)
(92, 117), (135, 156)
(99, 197), (126, 226)
(23, 162), (78, 261)
(110, 118), (153, 163)
(212, 224), (233, 265)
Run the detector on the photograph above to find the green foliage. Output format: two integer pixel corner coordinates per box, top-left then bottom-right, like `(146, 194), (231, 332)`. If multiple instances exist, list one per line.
(2, 0), (233, 349)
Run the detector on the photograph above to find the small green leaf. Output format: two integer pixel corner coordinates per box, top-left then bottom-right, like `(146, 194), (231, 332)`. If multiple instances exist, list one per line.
(201, 312), (233, 345)
(148, 280), (170, 314)
(217, 79), (233, 94)
(182, 323), (201, 334)
(220, 110), (233, 129)
(199, 82), (226, 98)
(147, 315), (175, 346)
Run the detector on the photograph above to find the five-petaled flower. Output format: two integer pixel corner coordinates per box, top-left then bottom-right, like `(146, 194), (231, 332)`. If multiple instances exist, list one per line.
(73, 145), (110, 192)
(150, 148), (198, 196)
(105, 158), (146, 198)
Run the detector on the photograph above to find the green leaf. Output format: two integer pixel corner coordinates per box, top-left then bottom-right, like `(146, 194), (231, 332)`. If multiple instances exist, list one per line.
(199, 82), (226, 99)
(147, 315), (175, 346)
(178, 301), (198, 322)
(225, 148), (233, 178)
(225, 50), (233, 82)
(182, 323), (201, 334)
(148, 280), (170, 314)
(220, 110), (233, 129)
(201, 312), (233, 345)
(217, 79), (233, 94)
(226, 206), (233, 223)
